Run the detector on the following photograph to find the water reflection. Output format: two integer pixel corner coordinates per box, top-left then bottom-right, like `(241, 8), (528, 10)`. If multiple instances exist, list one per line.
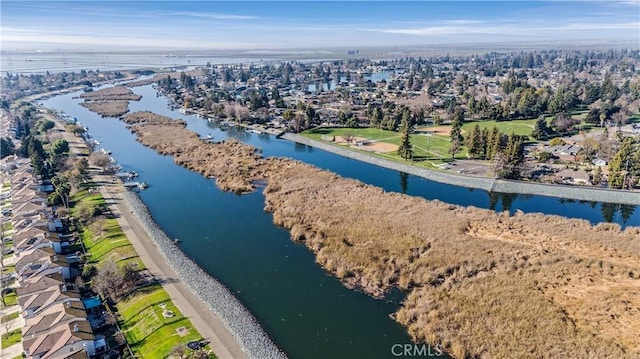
(399, 172), (409, 194)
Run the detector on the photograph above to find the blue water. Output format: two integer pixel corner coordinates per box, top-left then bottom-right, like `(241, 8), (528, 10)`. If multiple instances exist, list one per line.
(41, 83), (639, 359)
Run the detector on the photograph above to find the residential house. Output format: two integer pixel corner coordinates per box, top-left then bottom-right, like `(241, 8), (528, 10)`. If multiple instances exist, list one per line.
(555, 169), (591, 185)
(19, 283), (81, 319)
(22, 319), (97, 359)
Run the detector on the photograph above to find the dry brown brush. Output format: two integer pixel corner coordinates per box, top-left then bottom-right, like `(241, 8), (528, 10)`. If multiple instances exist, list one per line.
(79, 86), (142, 117)
(121, 111), (640, 358)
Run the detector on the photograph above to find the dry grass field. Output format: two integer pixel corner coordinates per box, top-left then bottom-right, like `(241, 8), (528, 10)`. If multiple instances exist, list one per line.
(80, 100), (130, 117)
(120, 111), (640, 358)
(80, 85), (142, 117)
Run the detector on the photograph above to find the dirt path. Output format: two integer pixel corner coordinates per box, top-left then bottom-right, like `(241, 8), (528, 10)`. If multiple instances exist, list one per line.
(49, 115), (248, 359)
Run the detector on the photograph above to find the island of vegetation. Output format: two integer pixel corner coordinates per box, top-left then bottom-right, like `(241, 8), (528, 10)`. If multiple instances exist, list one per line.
(114, 110), (639, 358)
(79, 85), (142, 117)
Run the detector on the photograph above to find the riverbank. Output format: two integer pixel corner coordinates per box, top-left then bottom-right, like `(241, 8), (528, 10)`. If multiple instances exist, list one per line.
(45, 109), (267, 359)
(282, 133), (640, 206)
(111, 110), (640, 358)
(120, 191), (285, 359)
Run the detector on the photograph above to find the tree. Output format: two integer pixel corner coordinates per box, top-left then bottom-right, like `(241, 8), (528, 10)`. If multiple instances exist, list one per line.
(397, 117), (413, 160)
(65, 124), (86, 137)
(492, 152), (508, 179)
(89, 152), (111, 172)
(121, 262), (142, 290)
(608, 136), (635, 189)
(91, 260), (123, 302)
(584, 108), (601, 124)
(90, 218), (107, 241)
(50, 174), (71, 208)
(35, 119), (55, 134)
(75, 201), (99, 224)
(272, 87), (285, 108)
(502, 134), (525, 179)
(551, 112), (579, 136)
(449, 109), (464, 159)
(0, 137), (14, 159)
(170, 345), (187, 359)
(50, 139), (69, 156)
(531, 115), (551, 140)
(466, 124), (484, 159)
(591, 166), (603, 185)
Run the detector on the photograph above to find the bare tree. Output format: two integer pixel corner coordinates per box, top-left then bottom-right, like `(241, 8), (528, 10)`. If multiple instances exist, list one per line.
(76, 201), (99, 224)
(91, 260), (123, 302)
(342, 132), (355, 144)
(170, 345), (187, 359)
(90, 217), (107, 241)
(89, 152), (111, 172)
(121, 262), (142, 291)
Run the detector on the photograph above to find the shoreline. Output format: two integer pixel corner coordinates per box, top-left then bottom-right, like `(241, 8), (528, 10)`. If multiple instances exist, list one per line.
(120, 190), (285, 359)
(42, 106), (282, 359)
(281, 133), (640, 206)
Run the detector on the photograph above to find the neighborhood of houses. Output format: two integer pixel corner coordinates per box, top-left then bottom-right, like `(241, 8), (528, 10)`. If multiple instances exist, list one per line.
(1, 157), (113, 359)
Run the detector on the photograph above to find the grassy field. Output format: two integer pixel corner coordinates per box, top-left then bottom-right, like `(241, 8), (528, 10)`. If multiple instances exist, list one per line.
(303, 126), (466, 166)
(461, 118), (536, 137)
(71, 187), (142, 268)
(118, 284), (205, 358)
(1, 311), (19, 324)
(1, 328), (22, 349)
(303, 112), (599, 165)
(70, 182), (208, 357)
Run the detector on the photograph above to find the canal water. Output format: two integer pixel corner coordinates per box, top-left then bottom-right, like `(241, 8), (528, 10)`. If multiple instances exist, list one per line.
(41, 83), (639, 359)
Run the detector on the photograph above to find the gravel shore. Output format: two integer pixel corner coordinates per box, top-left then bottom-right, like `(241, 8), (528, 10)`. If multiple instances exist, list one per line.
(282, 134), (640, 206)
(121, 190), (286, 359)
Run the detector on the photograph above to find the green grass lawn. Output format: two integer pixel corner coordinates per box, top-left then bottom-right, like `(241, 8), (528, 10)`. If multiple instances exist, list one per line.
(2, 264), (15, 275)
(1, 311), (19, 324)
(72, 187), (139, 267)
(460, 118), (537, 137)
(70, 183), (206, 357)
(1, 291), (18, 308)
(303, 127), (465, 165)
(118, 284), (203, 358)
(1, 328), (21, 349)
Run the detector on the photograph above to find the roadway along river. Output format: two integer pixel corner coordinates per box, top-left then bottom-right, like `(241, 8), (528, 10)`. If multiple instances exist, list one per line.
(41, 83), (639, 359)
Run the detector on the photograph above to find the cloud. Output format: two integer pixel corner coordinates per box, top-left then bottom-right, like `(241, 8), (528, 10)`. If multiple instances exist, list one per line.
(366, 21), (640, 37)
(168, 11), (258, 20)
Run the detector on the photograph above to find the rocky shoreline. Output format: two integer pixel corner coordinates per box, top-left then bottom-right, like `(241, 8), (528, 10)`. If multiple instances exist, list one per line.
(95, 110), (640, 358)
(121, 190), (286, 359)
(282, 133), (640, 206)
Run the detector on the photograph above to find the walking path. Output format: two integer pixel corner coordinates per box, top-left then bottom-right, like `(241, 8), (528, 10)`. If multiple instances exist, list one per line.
(51, 116), (248, 359)
(283, 133), (640, 205)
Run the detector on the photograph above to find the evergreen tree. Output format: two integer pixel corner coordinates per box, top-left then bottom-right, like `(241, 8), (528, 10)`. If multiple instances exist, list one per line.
(0, 137), (14, 159)
(397, 116), (413, 160)
(608, 136), (634, 188)
(531, 115), (551, 140)
(503, 134), (525, 179)
(466, 124), (484, 159)
(449, 109), (464, 159)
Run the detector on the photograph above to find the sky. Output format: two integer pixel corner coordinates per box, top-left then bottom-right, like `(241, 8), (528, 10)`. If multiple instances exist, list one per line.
(1, 1), (639, 51)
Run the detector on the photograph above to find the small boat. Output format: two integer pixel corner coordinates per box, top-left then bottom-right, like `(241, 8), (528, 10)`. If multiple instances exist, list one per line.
(137, 182), (148, 189)
(206, 133), (213, 140)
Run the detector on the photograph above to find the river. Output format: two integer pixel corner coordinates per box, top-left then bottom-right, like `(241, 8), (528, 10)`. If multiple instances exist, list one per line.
(40, 83), (639, 359)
